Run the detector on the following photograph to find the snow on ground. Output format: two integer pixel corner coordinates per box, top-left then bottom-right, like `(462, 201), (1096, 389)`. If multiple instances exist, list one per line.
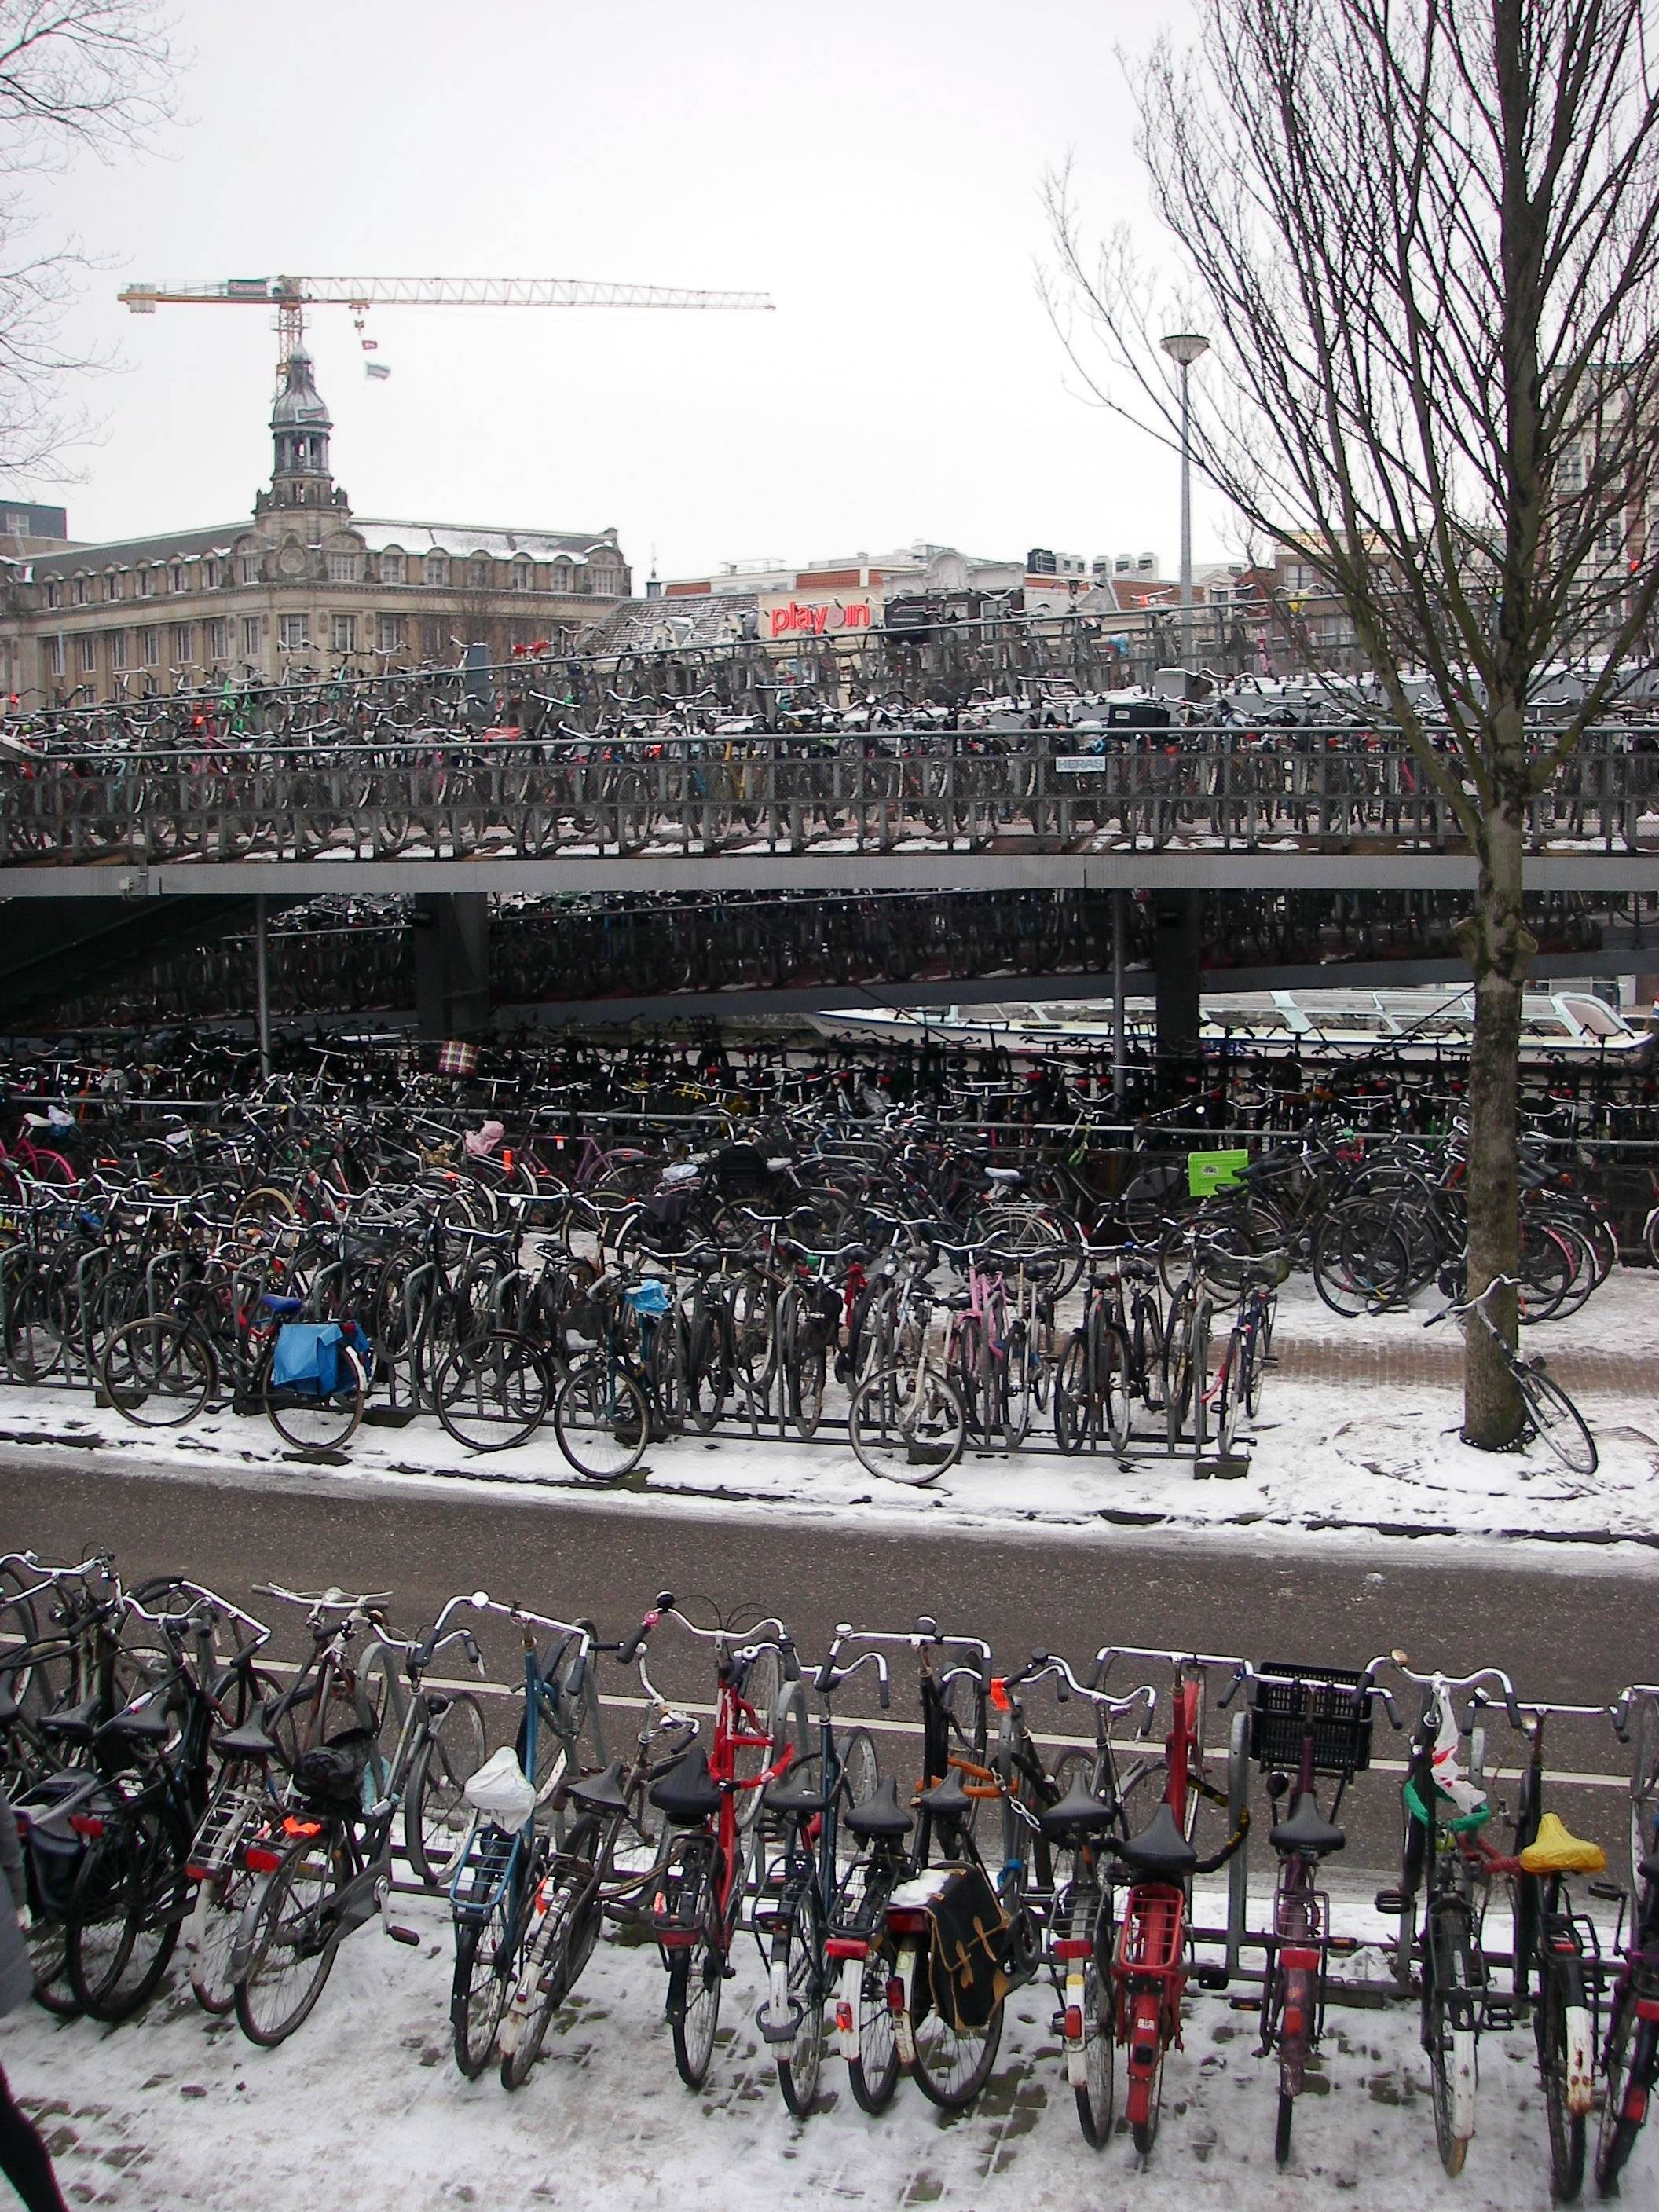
(0, 1878), (1632, 2212)
(0, 1270), (1651, 1548)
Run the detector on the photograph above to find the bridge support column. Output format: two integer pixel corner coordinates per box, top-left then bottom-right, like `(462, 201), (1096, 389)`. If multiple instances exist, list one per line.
(1152, 891), (1201, 1063)
(413, 893), (492, 1038)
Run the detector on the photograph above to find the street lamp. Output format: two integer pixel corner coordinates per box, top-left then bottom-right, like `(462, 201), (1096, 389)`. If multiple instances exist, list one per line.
(1161, 331), (1210, 663)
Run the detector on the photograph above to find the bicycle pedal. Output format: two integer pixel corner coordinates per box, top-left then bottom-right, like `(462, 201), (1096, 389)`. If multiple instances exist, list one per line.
(1373, 1889), (1406, 1915)
(385, 1922), (420, 1947)
(1229, 1996), (1262, 2012)
(721, 1963), (738, 1981)
(1195, 1966), (1229, 1990)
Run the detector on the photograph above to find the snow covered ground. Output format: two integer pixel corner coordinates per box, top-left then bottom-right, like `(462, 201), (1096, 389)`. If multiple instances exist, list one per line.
(2, 1875), (1635, 2212)
(0, 1269), (1651, 1548)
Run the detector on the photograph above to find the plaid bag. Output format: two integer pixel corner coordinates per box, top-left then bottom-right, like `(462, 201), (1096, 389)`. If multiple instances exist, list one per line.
(438, 1039), (478, 1078)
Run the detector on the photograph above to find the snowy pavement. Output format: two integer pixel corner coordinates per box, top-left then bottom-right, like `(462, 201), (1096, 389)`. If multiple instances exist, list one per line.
(0, 1876), (1637, 2212)
(0, 1270), (1652, 1551)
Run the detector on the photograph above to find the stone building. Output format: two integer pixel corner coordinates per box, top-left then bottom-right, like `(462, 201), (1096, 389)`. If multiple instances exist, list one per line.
(0, 350), (630, 704)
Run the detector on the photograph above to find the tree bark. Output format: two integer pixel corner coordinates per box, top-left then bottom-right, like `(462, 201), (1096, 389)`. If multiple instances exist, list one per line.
(1459, 783), (1529, 1447)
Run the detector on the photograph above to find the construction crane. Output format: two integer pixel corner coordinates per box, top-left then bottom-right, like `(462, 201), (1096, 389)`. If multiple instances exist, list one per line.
(119, 273), (776, 385)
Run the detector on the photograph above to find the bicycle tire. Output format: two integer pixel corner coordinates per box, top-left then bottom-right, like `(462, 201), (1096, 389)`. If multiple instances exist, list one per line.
(100, 1313), (218, 1429)
(850, 1362), (965, 1485)
(405, 1690), (488, 1887)
(846, 1936), (901, 2113)
(452, 1904), (516, 2079)
(772, 1884), (826, 2117)
(669, 1906), (723, 2089)
(1539, 1972), (1587, 2201)
(1275, 2086), (1295, 2166)
(1595, 2005), (1657, 2195)
(1629, 1701), (1659, 1893)
(434, 1331), (552, 1453)
(1053, 1333), (1090, 1455)
(552, 1360), (650, 1479)
(263, 1339), (366, 1453)
(910, 1952), (1002, 2108)
(1075, 1946), (1115, 2148)
(1426, 1918), (1476, 2176)
(233, 1831), (340, 2047)
(65, 1800), (186, 2022)
(1520, 1363), (1598, 1478)
(500, 1869), (599, 2089)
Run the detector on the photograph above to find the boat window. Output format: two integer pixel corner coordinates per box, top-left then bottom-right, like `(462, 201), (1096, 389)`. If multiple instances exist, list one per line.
(1526, 1017), (1573, 1038)
(1563, 998), (1624, 1038)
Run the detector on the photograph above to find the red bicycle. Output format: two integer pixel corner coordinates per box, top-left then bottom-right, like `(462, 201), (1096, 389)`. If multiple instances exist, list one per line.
(622, 1593), (806, 2086)
(1095, 1646), (1251, 2155)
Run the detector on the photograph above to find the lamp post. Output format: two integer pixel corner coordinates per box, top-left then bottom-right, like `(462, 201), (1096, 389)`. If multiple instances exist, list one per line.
(1161, 331), (1210, 663)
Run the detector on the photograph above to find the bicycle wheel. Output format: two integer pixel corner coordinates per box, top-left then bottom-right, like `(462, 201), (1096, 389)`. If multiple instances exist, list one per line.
(1075, 1946), (1115, 2148)
(1163, 1293), (1196, 1447)
(1595, 1998), (1657, 2196)
(849, 1363), (965, 1485)
(233, 1830), (340, 2047)
(435, 1331), (552, 1452)
(1053, 1333), (1090, 1455)
(910, 1948), (1003, 2108)
(1520, 1364), (1598, 1479)
(65, 1802), (186, 2022)
(772, 1883), (826, 2117)
(1275, 2086), (1295, 2166)
(686, 1307), (733, 1434)
(405, 1691), (489, 1887)
(1538, 1972), (1586, 2201)
(452, 1892), (519, 2079)
(837, 1730), (881, 1870)
(1217, 1329), (1242, 1455)
(734, 1645), (785, 1829)
(553, 1359), (650, 1479)
(1425, 1931), (1476, 2176)
(1126, 1991), (1166, 2154)
(789, 1337), (828, 1440)
(1098, 1320), (1133, 1454)
(99, 1314), (218, 1429)
(846, 1934), (902, 2114)
(186, 1790), (266, 2016)
(264, 1341), (366, 1452)
(669, 1903), (723, 2089)
(500, 1865), (600, 2090)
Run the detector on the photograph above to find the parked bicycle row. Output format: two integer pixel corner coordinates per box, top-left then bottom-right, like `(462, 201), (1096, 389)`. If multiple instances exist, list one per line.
(6, 1547), (1659, 2193)
(0, 1094), (1610, 1474)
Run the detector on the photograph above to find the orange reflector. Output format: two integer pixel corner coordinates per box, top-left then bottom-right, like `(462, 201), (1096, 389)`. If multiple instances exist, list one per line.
(1064, 2005), (1083, 2041)
(887, 1977), (906, 2012)
(244, 1846), (283, 1874)
(1283, 2005), (1305, 2038)
(1280, 1946), (1320, 1971)
(69, 1813), (103, 1838)
(989, 1678), (1011, 1712)
(835, 2001), (854, 2034)
(282, 1817), (322, 1838)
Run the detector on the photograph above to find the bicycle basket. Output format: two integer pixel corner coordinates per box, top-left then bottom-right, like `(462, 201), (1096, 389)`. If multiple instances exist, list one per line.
(449, 1820), (518, 1920)
(292, 1724), (377, 1808)
(1249, 1662), (1373, 1777)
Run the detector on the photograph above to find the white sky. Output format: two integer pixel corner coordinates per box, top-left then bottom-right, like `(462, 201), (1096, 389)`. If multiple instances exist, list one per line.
(36, 0), (1237, 579)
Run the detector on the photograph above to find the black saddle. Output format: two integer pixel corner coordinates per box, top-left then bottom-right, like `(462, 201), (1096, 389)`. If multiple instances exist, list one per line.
(38, 1694), (102, 1745)
(1119, 1800), (1199, 1881)
(844, 1772), (914, 1841)
(762, 1765), (830, 1822)
(919, 1768), (973, 1823)
(1269, 1794), (1346, 1858)
(213, 1716), (280, 1763)
(647, 1747), (723, 1826)
(567, 1760), (630, 1816)
(1040, 1775), (1119, 1840)
(103, 1701), (173, 1744)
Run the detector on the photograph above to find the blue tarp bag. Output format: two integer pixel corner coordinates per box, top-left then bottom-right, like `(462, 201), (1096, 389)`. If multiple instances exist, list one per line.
(624, 1280), (672, 1318)
(271, 1321), (344, 1397)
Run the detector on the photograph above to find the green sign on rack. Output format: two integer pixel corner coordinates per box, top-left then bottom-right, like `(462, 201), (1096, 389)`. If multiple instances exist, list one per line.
(1187, 1148), (1250, 1198)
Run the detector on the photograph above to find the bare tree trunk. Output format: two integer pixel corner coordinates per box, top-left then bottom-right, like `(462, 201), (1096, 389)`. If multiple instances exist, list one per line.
(1460, 781), (1529, 1446)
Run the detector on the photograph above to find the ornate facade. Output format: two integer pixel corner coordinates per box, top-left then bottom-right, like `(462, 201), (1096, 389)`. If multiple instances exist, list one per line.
(0, 350), (630, 704)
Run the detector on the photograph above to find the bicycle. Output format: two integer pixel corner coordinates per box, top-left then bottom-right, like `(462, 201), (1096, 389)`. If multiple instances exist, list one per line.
(1600, 1683), (1659, 2195)
(1426, 1272), (1597, 1476)
(624, 1594), (805, 2087)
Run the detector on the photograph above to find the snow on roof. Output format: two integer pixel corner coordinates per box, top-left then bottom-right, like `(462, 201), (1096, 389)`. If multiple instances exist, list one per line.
(355, 519), (621, 563)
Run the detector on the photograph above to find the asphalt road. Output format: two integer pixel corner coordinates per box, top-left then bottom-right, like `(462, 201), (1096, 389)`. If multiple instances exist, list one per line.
(5, 1452), (1654, 1877)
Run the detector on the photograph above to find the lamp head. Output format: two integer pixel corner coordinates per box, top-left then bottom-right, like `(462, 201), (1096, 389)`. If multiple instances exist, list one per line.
(1161, 331), (1210, 368)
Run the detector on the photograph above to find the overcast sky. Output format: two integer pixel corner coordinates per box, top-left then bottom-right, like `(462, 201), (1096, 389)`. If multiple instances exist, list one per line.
(38, 0), (1236, 580)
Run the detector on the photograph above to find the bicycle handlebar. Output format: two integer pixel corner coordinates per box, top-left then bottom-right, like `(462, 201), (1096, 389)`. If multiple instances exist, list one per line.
(813, 1646), (891, 1710)
(1001, 1650), (1159, 1730)
(1390, 1654), (1523, 1730)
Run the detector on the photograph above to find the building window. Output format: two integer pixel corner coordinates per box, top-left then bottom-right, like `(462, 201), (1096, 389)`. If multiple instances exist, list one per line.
(279, 614), (309, 651)
(551, 561), (573, 592)
(380, 552), (404, 584)
(1596, 520), (1623, 558)
(170, 565), (185, 593)
(1559, 445), (1587, 490)
(170, 623), (192, 666)
(422, 617), (444, 657)
(111, 632), (127, 670)
(327, 552), (357, 584)
(237, 556), (259, 586)
(138, 626), (159, 665)
(44, 580), (59, 610)
(331, 613), (356, 654)
(509, 559), (532, 591)
(72, 576), (89, 606)
(203, 559), (219, 588)
(467, 558), (489, 588)
(376, 614), (405, 654)
(46, 635), (63, 678)
(207, 619), (229, 661)
(78, 635), (95, 673)
(137, 567), (156, 597)
(425, 555), (449, 588)
(106, 573), (121, 601)
(243, 617), (263, 658)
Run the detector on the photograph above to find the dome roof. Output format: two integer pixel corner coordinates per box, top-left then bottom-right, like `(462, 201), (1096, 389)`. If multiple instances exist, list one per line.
(271, 348), (331, 430)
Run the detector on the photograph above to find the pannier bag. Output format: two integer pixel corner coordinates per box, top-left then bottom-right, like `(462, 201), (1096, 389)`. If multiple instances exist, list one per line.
(270, 1319), (371, 1397)
(16, 1771), (112, 1917)
(292, 1724), (378, 1809)
(921, 1862), (1013, 2033)
(438, 1040), (479, 1078)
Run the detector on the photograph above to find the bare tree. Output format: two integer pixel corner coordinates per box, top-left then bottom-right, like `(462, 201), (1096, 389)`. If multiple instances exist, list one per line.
(0, 0), (177, 479)
(1046, 0), (1659, 1445)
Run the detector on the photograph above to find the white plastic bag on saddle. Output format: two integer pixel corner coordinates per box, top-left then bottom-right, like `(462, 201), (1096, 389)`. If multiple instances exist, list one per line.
(463, 1744), (537, 1828)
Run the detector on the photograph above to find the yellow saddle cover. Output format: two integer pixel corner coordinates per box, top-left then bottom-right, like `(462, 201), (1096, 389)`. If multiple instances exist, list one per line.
(1518, 1811), (1606, 1876)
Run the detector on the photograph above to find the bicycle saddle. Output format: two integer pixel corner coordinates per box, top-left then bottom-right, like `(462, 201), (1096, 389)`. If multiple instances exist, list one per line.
(1518, 1811), (1605, 1877)
(1119, 1801), (1199, 1881)
(567, 1760), (630, 1816)
(1269, 1793), (1346, 1858)
(918, 1767), (974, 1823)
(761, 1764), (830, 1821)
(102, 1701), (173, 1744)
(1040, 1775), (1119, 1839)
(646, 1745), (723, 1826)
(844, 1773), (914, 1841)
(38, 1694), (102, 1745)
(212, 1716), (280, 1763)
